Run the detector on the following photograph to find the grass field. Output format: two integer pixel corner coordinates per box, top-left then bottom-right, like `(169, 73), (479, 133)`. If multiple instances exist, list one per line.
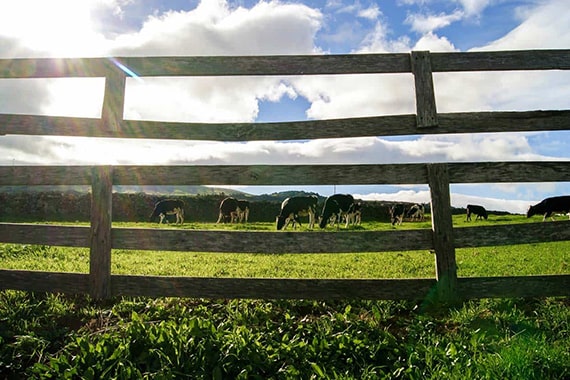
(1, 214), (568, 279)
(1, 214), (569, 378)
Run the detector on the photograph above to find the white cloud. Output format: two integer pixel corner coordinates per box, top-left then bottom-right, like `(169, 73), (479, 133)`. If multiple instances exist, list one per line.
(358, 5), (381, 20)
(406, 10), (464, 34)
(472, 0), (570, 50)
(110, 1), (322, 56)
(456, 0), (491, 17)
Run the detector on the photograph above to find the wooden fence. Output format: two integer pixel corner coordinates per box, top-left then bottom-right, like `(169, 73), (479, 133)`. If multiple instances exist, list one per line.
(1, 50), (569, 302)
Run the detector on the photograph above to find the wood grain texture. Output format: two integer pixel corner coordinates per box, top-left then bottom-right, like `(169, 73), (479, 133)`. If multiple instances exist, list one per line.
(100, 69), (126, 132)
(1, 50), (568, 79)
(428, 163), (458, 302)
(0, 269), (89, 294)
(111, 164), (429, 186)
(0, 223), (90, 247)
(458, 275), (570, 299)
(448, 161), (570, 183)
(112, 228), (433, 253)
(1, 162), (569, 187)
(2, 111), (568, 141)
(431, 49), (570, 72)
(111, 275), (437, 300)
(411, 51), (438, 128)
(89, 166), (113, 300)
(0, 166), (93, 186)
(454, 221), (570, 247)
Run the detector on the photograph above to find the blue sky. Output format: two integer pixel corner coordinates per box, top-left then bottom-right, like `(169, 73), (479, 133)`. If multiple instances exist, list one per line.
(0, 0), (569, 213)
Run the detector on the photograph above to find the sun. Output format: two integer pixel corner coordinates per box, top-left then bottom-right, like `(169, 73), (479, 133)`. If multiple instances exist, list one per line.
(1, 0), (107, 57)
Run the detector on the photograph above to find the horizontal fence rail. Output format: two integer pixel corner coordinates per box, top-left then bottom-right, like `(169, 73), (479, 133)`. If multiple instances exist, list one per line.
(1, 49), (569, 301)
(1, 161), (570, 186)
(2, 110), (570, 141)
(2, 220), (570, 252)
(1, 50), (569, 79)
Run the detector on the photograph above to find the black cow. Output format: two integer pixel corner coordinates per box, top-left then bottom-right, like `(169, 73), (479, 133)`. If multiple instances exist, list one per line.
(319, 194), (354, 229)
(150, 199), (185, 224)
(216, 197), (239, 224)
(466, 204), (488, 221)
(389, 204), (405, 226)
(527, 195), (570, 221)
(236, 200), (250, 223)
(276, 195), (318, 230)
(346, 202), (362, 226)
(406, 204), (425, 221)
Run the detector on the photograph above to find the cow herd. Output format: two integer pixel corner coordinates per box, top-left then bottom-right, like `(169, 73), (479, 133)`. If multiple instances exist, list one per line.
(149, 194), (570, 229)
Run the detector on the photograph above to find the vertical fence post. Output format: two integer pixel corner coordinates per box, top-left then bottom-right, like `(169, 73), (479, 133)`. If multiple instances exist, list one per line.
(427, 163), (458, 303)
(90, 166), (113, 300)
(100, 64), (126, 132)
(411, 51), (438, 128)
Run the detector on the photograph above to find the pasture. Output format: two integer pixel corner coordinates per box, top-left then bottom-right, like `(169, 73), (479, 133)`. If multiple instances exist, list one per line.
(1, 214), (569, 378)
(1, 214), (568, 280)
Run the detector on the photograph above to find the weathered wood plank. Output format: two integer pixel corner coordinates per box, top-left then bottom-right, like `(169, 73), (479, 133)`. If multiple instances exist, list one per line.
(2, 111), (568, 141)
(0, 269), (89, 294)
(0, 223), (90, 247)
(100, 69), (126, 132)
(1, 162), (569, 187)
(458, 275), (570, 299)
(112, 228), (433, 253)
(454, 221), (570, 247)
(116, 54), (413, 76)
(448, 161), (570, 183)
(431, 49), (570, 72)
(0, 57), (111, 78)
(2, 222), (567, 252)
(0, 54), (411, 78)
(111, 164), (429, 186)
(428, 163), (458, 302)
(436, 110), (570, 135)
(111, 275), (437, 300)
(0, 166), (93, 185)
(1, 50), (568, 79)
(411, 51), (438, 128)
(89, 166), (113, 300)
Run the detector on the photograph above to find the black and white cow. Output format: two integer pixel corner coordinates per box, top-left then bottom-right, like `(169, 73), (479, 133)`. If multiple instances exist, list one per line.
(236, 200), (250, 223)
(150, 199), (185, 224)
(276, 195), (318, 230)
(346, 202), (362, 226)
(527, 195), (570, 221)
(406, 204), (425, 222)
(389, 204), (405, 226)
(216, 197), (239, 224)
(466, 204), (488, 221)
(319, 194), (354, 229)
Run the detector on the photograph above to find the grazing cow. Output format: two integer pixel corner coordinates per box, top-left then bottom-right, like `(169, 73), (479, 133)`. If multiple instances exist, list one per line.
(466, 204), (488, 221)
(527, 195), (570, 221)
(319, 194), (354, 229)
(276, 195), (318, 230)
(346, 202), (362, 225)
(150, 199), (185, 224)
(236, 200), (250, 223)
(216, 197), (239, 224)
(406, 204), (425, 222)
(389, 204), (405, 226)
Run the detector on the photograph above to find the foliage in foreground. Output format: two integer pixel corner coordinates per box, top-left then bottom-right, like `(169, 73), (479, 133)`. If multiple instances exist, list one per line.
(0, 291), (568, 379)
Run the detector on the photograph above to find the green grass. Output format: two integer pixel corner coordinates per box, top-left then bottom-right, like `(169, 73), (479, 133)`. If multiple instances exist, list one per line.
(0, 292), (568, 379)
(1, 215), (569, 379)
(1, 214), (569, 279)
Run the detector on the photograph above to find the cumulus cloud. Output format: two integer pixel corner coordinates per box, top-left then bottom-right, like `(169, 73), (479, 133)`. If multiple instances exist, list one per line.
(110, 1), (322, 56)
(406, 10), (464, 34)
(472, 0), (570, 50)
